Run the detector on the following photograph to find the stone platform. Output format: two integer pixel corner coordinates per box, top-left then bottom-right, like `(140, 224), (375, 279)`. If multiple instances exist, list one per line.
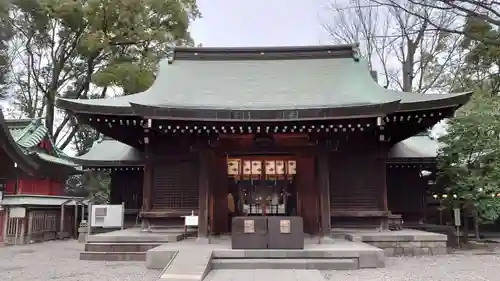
(80, 228), (196, 261)
(332, 228), (449, 256)
(148, 237), (385, 281)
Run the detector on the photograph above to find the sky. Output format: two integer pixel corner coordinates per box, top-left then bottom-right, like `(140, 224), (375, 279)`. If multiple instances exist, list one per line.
(189, 0), (332, 47)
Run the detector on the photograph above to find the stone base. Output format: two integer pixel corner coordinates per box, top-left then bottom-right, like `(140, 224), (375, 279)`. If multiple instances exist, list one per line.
(375, 241), (448, 256)
(145, 239), (385, 271)
(196, 237), (210, 244)
(343, 229), (449, 257)
(78, 233), (88, 243)
(319, 236), (335, 244)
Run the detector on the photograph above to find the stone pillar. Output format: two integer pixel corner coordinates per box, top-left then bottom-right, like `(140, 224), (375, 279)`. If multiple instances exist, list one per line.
(78, 221), (89, 243)
(317, 146), (333, 244)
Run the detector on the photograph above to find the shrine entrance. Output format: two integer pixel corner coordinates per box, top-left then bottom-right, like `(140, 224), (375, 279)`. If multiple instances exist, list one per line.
(210, 155), (301, 234)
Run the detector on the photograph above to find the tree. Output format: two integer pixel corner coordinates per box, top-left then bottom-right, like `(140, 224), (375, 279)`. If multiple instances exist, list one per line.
(6, 0), (200, 150)
(437, 90), (500, 240)
(372, 0), (500, 46)
(322, 0), (466, 92)
(0, 1), (13, 98)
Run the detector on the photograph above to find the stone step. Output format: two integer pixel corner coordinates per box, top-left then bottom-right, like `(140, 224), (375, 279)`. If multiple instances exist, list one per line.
(211, 258), (359, 270)
(80, 251), (146, 261)
(158, 249), (212, 281)
(85, 242), (161, 252)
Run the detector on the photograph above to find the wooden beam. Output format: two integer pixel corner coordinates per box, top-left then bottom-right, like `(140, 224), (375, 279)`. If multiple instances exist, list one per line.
(317, 146), (331, 236)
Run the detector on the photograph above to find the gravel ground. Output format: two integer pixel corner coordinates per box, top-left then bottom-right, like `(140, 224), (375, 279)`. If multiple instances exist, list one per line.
(323, 251), (500, 281)
(0, 240), (160, 281)
(3, 241), (500, 281)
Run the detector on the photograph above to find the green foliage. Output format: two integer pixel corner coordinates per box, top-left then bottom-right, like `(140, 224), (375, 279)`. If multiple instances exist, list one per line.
(7, 0), (200, 146)
(66, 171), (110, 204)
(438, 90), (500, 223)
(460, 18), (500, 95)
(0, 1), (13, 98)
(6, 0), (200, 201)
(85, 171), (111, 204)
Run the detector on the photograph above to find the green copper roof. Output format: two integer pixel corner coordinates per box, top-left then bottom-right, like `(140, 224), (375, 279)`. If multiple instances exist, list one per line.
(388, 134), (440, 162)
(4, 118), (80, 169)
(57, 44), (471, 121)
(70, 137), (144, 167)
(8, 118), (48, 148)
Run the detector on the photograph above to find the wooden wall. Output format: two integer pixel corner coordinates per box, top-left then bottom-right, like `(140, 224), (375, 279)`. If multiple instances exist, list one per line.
(110, 170), (143, 210)
(151, 156), (199, 213)
(387, 167), (426, 222)
(5, 177), (65, 196)
(329, 145), (388, 227)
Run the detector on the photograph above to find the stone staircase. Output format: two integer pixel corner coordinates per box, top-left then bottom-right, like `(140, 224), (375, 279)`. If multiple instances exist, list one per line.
(80, 227), (195, 261)
(151, 240), (385, 281)
(210, 249), (364, 270)
(81, 242), (162, 261)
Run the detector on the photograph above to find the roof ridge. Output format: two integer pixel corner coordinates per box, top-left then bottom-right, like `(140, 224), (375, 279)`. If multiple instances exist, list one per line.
(172, 44), (361, 62)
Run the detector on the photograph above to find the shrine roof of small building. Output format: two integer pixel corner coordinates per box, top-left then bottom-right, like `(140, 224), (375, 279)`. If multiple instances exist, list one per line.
(0, 109), (81, 177)
(387, 134), (440, 163)
(69, 136), (144, 167)
(57, 44), (472, 121)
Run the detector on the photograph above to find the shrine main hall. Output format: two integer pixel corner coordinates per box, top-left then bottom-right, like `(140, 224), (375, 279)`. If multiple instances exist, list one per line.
(57, 44), (471, 239)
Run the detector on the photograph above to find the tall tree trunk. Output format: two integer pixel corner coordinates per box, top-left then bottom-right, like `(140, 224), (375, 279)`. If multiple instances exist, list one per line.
(473, 209), (481, 240)
(463, 206), (469, 244)
(45, 92), (55, 137)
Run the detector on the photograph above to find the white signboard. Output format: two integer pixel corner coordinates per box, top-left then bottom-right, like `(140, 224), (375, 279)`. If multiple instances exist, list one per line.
(10, 207), (26, 218)
(90, 204), (124, 228)
(184, 215), (198, 226)
(453, 208), (461, 227)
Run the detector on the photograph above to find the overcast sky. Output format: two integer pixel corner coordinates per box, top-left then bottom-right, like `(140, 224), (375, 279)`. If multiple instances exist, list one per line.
(190, 0), (331, 47)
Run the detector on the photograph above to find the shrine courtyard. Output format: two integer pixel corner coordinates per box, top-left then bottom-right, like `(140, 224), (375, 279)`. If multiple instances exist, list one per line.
(0, 240), (500, 281)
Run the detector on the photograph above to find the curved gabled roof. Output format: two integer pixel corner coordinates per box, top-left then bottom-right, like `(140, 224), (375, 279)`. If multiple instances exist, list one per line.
(388, 134), (441, 163)
(0, 109), (81, 177)
(69, 137), (144, 167)
(57, 44), (472, 121)
(0, 111), (39, 175)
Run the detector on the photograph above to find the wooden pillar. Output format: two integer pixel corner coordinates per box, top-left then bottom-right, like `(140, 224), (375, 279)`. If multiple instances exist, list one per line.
(26, 211), (33, 243)
(59, 205), (65, 239)
(211, 155), (228, 234)
(141, 139), (153, 231)
(296, 154), (319, 234)
(197, 150), (210, 242)
(317, 146), (331, 238)
(74, 204), (78, 238)
(2, 210), (8, 244)
(19, 217), (26, 244)
(381, 160), (388, 212)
